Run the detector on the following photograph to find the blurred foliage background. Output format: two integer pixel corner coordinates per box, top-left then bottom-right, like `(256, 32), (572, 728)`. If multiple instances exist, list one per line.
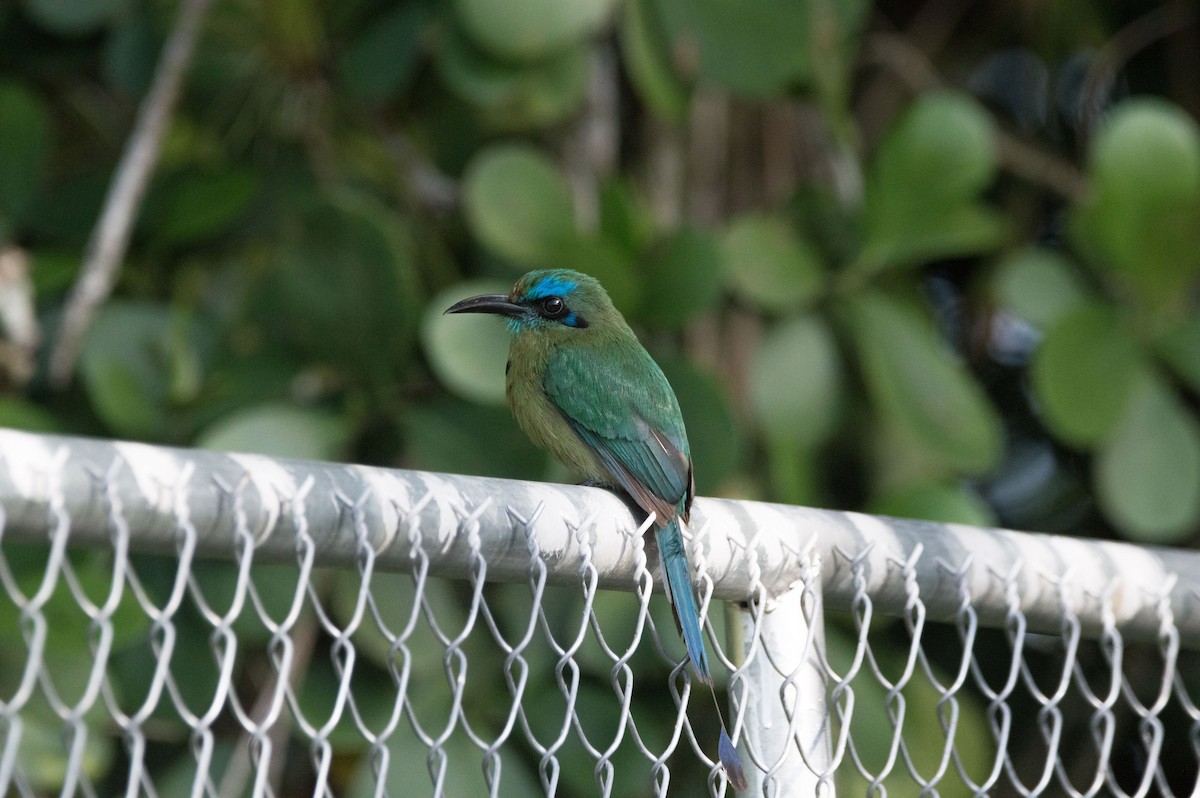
(0, 0), (1198, 794)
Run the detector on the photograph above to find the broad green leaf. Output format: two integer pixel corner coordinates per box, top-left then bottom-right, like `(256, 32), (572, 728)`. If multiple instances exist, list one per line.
(598, 177), (656, 256)
(845, 292), (1001, 474)
(557, 234), (640, 316)
(294, 655), (396, 751)
(196, 403), (350, 461)
(722, 213), (824, 312)
(1031, 304), (1143, 447)
(330, 570), (460, 678)
(347, 707), (543, 798)
(991, 248), (1090, 330)
(148, 169), (258, 245)
(437, 20), (589, 129)
(1096, 374), (1200, 542)
(868, 482), (994, 527)
(30, 249), (79, 296)
(863, 92), (1002, 271)
(405, 399), (547, 480)
(0, 398), (61, 432)
(274, 189), (420, 379)
(80, 302), (178, 439)
(1073, 99), (1200, 314)
(659, 0), (810, 98)
(1092, 98), (1200, 216)
(619, 0), (688, 120)
(453, 0), (616, 62)
(462, 144), (576, 267)
(751, 314), (841, 448)
(827, 622), (995, 797)
(7, 701), (113, 790)
(637, 228), (722, 328)
(22, 0), (120, 35)
(1156, 314), (1200, 394)
(27, 169), (108, 245)
(422, 281), (512, 405)
(103, 12), (157, 97)
(336, 3), (429, 106)
(658, 355), (740, 495)
(0, 82), (49, 224)
(808, 0), (871, 123)
(0, 548), (148, 657)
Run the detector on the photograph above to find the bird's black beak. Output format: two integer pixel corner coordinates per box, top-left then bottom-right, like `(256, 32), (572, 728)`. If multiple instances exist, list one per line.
(444, 294), (525, 318)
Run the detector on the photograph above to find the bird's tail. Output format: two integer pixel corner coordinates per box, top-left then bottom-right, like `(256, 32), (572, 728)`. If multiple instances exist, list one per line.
(655, 520), (747, 791)
(656, 521), (711, 683)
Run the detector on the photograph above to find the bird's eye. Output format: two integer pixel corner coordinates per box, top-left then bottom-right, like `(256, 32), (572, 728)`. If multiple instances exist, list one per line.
(541, 296), (566, 318)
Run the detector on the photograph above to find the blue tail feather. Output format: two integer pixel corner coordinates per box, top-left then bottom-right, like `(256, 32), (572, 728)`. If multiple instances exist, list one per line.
(655, 520), (711, 684)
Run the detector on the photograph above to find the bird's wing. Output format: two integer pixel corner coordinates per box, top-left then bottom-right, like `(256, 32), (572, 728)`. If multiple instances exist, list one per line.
(544, 343), (691, 522)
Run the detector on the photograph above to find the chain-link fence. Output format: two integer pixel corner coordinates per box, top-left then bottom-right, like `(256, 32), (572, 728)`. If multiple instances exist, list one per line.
(0, 429), (1198, 797)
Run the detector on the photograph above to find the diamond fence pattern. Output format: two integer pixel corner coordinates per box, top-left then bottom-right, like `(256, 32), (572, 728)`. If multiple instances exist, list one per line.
(0, 429), (1199, 797)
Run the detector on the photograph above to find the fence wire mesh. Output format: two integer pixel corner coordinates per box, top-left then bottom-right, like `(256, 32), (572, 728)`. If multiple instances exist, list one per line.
(0, 429), (1199, 797)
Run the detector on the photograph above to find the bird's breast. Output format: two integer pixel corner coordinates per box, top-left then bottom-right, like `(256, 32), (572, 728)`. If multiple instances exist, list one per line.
(506, 339), (611, 484)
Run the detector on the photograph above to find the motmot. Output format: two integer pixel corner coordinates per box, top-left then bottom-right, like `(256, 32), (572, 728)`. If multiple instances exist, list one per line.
(446, 269), (747, 791)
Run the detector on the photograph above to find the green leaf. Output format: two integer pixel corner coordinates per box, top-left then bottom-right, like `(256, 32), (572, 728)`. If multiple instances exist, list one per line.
(148, 169), (258, 246)
(868, 482), (994, 527)
(80, 302), (178, 439)
(598, 177), (656, 256)
(336, 3), (429, 106)
(437, 26), (589, 129)
(22, 0), (120, 36)
(1156, 314), (1200, 394)
(827, 622), (995, 797)
(637, 228), (722, 328)
(196, 403), (350, 461)
(0, 548), (149, 657)
(0, 398), (62, 432)
(751, 314), (841, 448)
(422, 281), (512, 405)
(657, 355), (740, 495)
(660, 0), (810, 98)
(619, 0), (688, 120)
(722, 213), (824, 312)
(452, 0), (616, 62)
(294, 655), (396, 751)
(0, 81), (50, 224)
(991, 248), (1090, 330)
(103, 11), (157, 97)
(845, 292), (1001, 474)
(1092, 98), (1200, 213)
(1030, 304), (1143, 447)
(863, 91), (1002, 271)
(557, 234), (640, 316)
(1073, 99), (1200, 315)
(462, 144), (576, 267)
(6, 701), (113, 790)
(405, 399), (547, 480)
(1096, 374), (1200, 542)
(274, 189), (420, 379)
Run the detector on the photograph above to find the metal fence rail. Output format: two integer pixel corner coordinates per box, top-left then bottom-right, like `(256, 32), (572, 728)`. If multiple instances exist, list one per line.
(0, 429), (1197, 797)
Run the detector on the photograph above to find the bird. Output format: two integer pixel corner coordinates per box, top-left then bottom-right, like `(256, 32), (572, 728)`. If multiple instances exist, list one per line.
(446, 269), (747, 791)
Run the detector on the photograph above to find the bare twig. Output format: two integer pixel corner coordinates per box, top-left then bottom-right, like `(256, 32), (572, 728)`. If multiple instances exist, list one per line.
(0, 247), (38, 388)
(562, 45), (620, 232)
(49, 0), (215, 388)
(864, 32), (1089, 202)
(1079, 1), (1197, 140)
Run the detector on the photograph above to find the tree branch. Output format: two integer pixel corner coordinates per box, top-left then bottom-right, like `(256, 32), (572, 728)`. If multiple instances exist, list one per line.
(864, 32), (1089, 202)
(49, 0), (215, 388)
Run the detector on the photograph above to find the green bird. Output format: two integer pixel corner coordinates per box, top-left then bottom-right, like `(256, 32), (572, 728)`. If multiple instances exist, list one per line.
(446, 269), (747, 791)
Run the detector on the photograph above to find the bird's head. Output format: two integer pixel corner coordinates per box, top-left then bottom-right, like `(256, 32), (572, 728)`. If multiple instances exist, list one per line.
(444, 269), (620, 337)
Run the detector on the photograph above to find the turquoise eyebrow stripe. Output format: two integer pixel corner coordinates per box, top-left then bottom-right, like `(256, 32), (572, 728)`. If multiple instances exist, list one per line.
(525, 277), (576, 300)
